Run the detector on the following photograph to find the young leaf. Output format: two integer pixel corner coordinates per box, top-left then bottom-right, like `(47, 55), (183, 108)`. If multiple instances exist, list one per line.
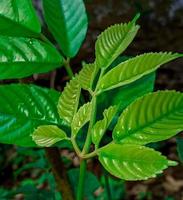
(57, 78), (81, 124)
(43, 0), (88, 58)
(0, 36), (63, 80)
(92, 106), (117, 148)
(95, 15), (140, 68)
(32, 125), (67, 147)
(98, 52), (182, 92)
(71, 102), (91, 137)
(0, 0), (41, 37)
(98, 143), (176, 180)
(113, 91), (183, 145)
(97, 73), (155, 121)
(78, 63), (96, 91)
(0, 84), (63, 147)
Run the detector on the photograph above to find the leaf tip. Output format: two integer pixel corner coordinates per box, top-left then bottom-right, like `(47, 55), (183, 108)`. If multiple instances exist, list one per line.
(132, 13), (141, 24)
(168, 160), (178, 167)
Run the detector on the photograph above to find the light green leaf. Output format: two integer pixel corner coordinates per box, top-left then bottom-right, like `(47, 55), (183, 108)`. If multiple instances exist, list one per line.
(0, 84), (63, 147)
(57, 78), (81, 124)
(43, 0), (88, 58)
(95, 15), (140, 69)
(78, 63), (96, 91)
(71, 102), (91, 137)
(32, 125), (67, 147)
(98, 143), (176, 180)
(113, 91), (183, 145)
(98, 52), (182, 92)
(92, 106), (117, 148)
(0, 36), (63, 80)
(0, 0), (41, 37)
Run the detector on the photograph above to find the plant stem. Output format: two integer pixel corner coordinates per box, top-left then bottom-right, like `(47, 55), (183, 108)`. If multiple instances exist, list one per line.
(45, 147), (74, 200)
(103, 168), (112, 200)
(76, 159), (87, 200)
(77, 96), (97, 200)
(64, 58), (74, 79)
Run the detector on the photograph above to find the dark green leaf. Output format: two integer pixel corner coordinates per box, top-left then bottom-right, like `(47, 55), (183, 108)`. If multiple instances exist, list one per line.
(0, 36), (63, 80)
(0, 0), (41, 37)
(98, 52), (182, 92)
(0, 84), (63, 147)
(43, 0), (88, 58)
(113, 91), (183, 145)
(98, 143), (176, 180)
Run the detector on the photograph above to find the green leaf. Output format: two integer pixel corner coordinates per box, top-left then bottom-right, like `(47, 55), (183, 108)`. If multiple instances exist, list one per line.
(32, 125), (67, 147)
(43, 0), (88, 58)
(0, 36), (63, 80)
(95, 15), (140, 69)
(71, 102), (91, 137)
(113, 91), (183, 145)
(98, 52), (182, 92)
(97, 73), (155, 123)
(98, 143), (176, 180)
(57, 78), (81, 124)
(78, 63), (96, 91)
(0, 0), (41, 37)
(0, 84), (63, 147)
(176, 138), (183, 163)
(92, 106), (117, 148)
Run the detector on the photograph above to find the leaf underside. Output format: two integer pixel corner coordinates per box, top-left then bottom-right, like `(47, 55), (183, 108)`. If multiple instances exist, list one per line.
(95, 21), (139, 69)
(98, 52), (182, 92)
(0, 84), (62, 147)
(0, 36), (63, 80)
(43, 0), (88, 57)
(57, 78), (81, 124)
(71, 102), (91, 137)
(32, 125), (67, 147)
(0, 0), (41, 37)
(98, 143), (173, 180)
(113, 91), (183, 145)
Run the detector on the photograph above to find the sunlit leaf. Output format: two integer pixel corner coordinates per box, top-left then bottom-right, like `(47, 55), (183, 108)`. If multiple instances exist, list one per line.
(32, 125), (67, 147)
(98, 143), (177, 180)
(71, 102), (91, 137)
(95, 14), (140, 68)
(92, 106), (117, 148)
(57, 78), (81, 124)
(98, 52), (182, 92)
(43, 0), (88, 57)
(113, 91), (183, 145)
(0, 36), (63, 80)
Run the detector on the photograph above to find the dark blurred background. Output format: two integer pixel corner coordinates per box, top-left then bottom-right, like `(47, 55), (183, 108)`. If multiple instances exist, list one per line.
(0, 0), (183, 199)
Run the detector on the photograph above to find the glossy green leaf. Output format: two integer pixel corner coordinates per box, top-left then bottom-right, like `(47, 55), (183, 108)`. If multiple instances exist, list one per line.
(71, 102), (91, 137)
(113, 91), (183, 145)
(98, 52), (182, 92)
(0, 84), (63, 147)
(98, 143), (176, 180)
(43, 0), (88, 58)
(176, 138), (183, 163)
(0, 36), (63, 80)
(95, 15), (140, 69)
(0, 0), (41, 37)
(92, 106), (117, 148)
(32, 125), (67, 147)
(78, 63), (96, 91)
(57, 78), (81, 124)
(97, 73), (155, 122)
